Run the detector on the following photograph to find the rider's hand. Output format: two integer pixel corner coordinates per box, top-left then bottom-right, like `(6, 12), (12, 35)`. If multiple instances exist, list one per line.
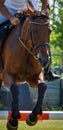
(9, 16), (20, 26)
(42, 8), (50, 17)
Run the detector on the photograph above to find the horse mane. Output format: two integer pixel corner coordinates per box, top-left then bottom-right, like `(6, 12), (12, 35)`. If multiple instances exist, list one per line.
(31, 13), (49, 20)
(15, 11), (49, 23)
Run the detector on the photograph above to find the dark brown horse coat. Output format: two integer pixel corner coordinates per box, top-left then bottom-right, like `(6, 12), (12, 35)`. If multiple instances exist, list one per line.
(0, 14), (50, 88)
(0, 12), (51, 128)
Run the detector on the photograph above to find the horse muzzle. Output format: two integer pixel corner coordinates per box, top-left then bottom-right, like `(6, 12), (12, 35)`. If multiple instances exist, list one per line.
(37, 53), (50, 67)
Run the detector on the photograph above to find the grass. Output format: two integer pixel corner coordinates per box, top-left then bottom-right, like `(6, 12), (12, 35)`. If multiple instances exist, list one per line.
(0, 120), (63, 130)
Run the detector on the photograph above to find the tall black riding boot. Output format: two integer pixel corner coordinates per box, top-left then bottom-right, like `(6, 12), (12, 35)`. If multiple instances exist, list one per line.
(44, 66), (60, 81)
(44, 46), (60, 81)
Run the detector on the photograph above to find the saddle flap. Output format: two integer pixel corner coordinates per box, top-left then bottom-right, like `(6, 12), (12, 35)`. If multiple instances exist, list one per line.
(0, 20), (12, 39)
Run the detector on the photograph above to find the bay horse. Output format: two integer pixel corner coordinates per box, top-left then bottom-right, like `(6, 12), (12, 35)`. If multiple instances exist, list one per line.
(0, 11), (50, 130)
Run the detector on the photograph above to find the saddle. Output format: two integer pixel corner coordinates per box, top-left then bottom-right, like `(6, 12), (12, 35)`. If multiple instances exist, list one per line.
(0, 14), (27, 69)
(0, 21), (12, 69)
(0, 20), (12, 52)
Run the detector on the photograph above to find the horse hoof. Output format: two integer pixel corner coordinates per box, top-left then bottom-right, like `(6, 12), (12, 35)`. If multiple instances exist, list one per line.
(26, 114), (37, 126)
(6, 120), (18, 130)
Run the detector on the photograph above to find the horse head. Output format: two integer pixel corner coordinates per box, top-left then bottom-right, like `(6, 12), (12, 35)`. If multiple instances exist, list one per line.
(18, 12), (51, 68)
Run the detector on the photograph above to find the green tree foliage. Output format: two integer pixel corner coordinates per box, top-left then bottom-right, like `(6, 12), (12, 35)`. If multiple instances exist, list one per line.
(50, 0), (63, 66)
(38, 0), (63, 66)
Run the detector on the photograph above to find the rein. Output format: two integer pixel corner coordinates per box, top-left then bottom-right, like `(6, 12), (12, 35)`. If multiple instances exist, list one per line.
(18, 37), (49, 60)
(18, 37), (36, 58)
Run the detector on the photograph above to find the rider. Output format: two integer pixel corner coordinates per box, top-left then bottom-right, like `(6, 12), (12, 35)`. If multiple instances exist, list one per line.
(0, 0), (60, 81)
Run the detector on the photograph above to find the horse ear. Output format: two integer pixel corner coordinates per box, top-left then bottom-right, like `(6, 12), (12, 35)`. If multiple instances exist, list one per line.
(21, 17), (30, 41)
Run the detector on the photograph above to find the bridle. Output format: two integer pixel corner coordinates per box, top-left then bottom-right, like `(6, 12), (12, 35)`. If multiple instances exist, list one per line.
(30, 20), (49, 26)
(18, 15), (50, 60)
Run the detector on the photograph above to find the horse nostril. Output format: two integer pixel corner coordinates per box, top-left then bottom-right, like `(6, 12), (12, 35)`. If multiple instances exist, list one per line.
(38, 54), (49, 67)
(42, 57), (49, 67)
(38, 57), (48, 66)
(38, 58), (43, 65)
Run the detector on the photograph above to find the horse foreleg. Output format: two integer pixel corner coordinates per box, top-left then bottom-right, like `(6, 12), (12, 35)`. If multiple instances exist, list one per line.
(7, 83), (21, 130)
(26, 82), (47, 126)
(3, 73), (20, 130)
(10, 84), (20, 119)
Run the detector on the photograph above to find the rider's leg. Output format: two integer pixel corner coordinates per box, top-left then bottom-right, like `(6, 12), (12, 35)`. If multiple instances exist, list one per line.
(44, 46), (60, 81)
(0, 8), (16, 69)
(41, 0), (60, 81)
(0, 14), (8, 69)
